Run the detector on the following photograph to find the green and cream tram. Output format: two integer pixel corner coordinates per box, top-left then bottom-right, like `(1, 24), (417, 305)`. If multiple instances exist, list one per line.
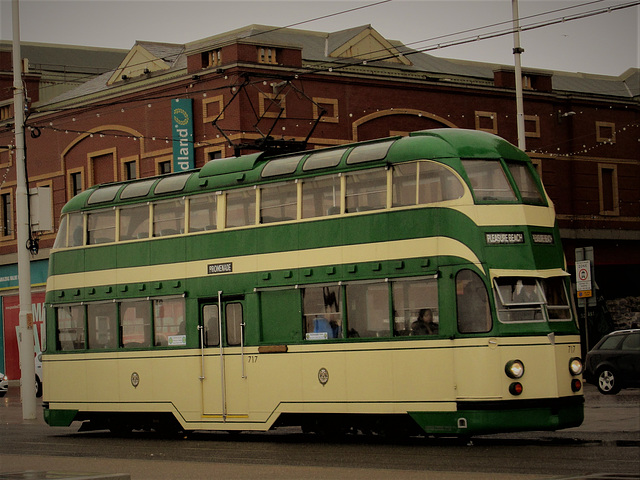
(43, 128), (584, 436)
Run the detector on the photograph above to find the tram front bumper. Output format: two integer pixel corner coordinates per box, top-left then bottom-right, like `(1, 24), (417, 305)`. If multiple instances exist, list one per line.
(409, 395), (584, 436)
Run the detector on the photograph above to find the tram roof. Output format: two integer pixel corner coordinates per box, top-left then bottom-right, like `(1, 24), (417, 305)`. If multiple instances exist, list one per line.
(63, 129), (529, 214)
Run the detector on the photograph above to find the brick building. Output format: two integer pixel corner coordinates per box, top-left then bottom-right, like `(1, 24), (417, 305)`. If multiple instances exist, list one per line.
(0, 25), (638, 375)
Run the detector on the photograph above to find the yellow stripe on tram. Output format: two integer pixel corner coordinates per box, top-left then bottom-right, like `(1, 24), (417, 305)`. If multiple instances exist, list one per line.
(47, 236), (482, 291)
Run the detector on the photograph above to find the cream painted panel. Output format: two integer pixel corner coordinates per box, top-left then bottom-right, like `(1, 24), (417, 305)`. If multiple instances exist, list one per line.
(49, 237), (482, 290)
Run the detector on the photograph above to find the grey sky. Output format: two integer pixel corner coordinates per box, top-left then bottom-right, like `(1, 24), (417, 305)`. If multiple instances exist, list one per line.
(1, 0), (638, 76)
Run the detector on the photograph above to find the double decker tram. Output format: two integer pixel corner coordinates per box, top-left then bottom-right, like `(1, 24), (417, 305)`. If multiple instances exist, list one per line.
(43, 129), (584, 436)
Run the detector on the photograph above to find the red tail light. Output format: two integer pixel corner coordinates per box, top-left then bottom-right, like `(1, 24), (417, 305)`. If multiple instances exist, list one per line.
(509, 382), (523, 395)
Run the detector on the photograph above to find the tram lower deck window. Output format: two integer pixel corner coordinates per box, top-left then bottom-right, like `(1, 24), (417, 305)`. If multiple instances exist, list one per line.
(154, 298), (186, 346)
(121, 300), (152, 348)
(303, 285), (342, 340)
(392, 278), (439, 336)
(87, 303), (118, 349)
(346, 282), (389, 338)
(56, 305), (86, 351)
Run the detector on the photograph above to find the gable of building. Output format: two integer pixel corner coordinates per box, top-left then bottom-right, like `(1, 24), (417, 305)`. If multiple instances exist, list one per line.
(327, 25), (411, 65)
(107, 42), (182, 85)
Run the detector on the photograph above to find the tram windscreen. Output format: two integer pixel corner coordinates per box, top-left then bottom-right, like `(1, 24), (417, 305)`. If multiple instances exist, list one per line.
(541, 277), (573, 320)
(506, 162), (544, 204)
(461, 159), (516, 202)
(494, 277), (572, 323)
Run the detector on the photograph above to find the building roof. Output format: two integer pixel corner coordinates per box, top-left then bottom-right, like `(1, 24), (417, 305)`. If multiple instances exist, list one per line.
(552, 68), (640, 98)
(38, 24), (640, 108)
(0, 40), (127, 74)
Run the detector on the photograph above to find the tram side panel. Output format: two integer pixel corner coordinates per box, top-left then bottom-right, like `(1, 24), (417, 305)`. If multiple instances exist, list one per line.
(243, 343), (458, 424)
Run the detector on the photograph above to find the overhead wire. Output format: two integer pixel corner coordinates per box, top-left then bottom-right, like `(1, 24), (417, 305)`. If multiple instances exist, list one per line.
(303, 0), (640, 75)
(17, 0), (639, 150)
(26, 0), (632, 103)
(26, 0), (638, 115)
(399, 0), (612, 51)
(243, 0), (393, 37)
(23, 0), (390, 99)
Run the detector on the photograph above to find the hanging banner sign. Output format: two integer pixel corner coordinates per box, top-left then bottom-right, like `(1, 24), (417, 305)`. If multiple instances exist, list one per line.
(171, 98), (195, 172)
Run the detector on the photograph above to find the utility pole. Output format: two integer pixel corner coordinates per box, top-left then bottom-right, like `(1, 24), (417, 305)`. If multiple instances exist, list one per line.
(12, 0), (36, 420)
(512, 0), (526, 151)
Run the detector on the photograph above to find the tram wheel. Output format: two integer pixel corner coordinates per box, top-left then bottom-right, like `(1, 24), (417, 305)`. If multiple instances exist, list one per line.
(108, 421), (133, 435)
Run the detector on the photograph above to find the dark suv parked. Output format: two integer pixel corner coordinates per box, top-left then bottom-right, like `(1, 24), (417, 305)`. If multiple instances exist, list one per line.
(584, 329), (640, 394)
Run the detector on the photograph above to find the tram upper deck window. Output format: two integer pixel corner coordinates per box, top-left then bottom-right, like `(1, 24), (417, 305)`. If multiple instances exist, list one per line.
(392, 161), (464, 207)
(189, 193), (217, 232)
(494, 277), (544, 323)
(226, 188), (256, 228)
(154, 173), (191, 195)
(120, 179), (155, 200)
(461, 159), (516, 202)
(120, 204), (150, 240)
(506, 162), (544, 204)
(54, 213), (84, 249)
(153, 198), (185, 237)
(303, 148), (347, 171)
(53, 215), (67, 249)
(54, 212), (84, 248)
(260, 181), (297, 223)
(302, 175), (340, 218)
(345, 168), (387, 213)
(303, 285), (342, 340)
(346, 140), (394, 164)
(87, 208), (115, 245)
(87, 185), (120, 205)
(262, 154), (305, 178)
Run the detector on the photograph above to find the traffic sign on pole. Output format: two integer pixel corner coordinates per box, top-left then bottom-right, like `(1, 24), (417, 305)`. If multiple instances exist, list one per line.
(575, 260), (592, 297)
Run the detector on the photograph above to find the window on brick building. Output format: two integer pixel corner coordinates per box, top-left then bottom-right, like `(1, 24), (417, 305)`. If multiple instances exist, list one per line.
(91, 152), (115, 185)
(70, 171), (83, 197)
(207, 150), (223, 162)
(202, 49), (222, 68)
(598, 164), (619, 216)
(158, 161), (172, 175)
(596, 122), (616, 143)
(124, 160), (137, 180)
(0, 105), (11, 121)
(1, 191), (12, 237)
(258, 47), (277, 64)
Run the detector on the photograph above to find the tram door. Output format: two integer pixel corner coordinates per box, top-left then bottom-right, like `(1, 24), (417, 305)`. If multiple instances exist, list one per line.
(200, 297), (249, 420)
(453, 269), (501, 398)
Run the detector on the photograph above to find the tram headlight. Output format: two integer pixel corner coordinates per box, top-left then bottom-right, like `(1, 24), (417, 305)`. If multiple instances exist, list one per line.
(569, 357), (583, 376)
(505, 360), (525, 379)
